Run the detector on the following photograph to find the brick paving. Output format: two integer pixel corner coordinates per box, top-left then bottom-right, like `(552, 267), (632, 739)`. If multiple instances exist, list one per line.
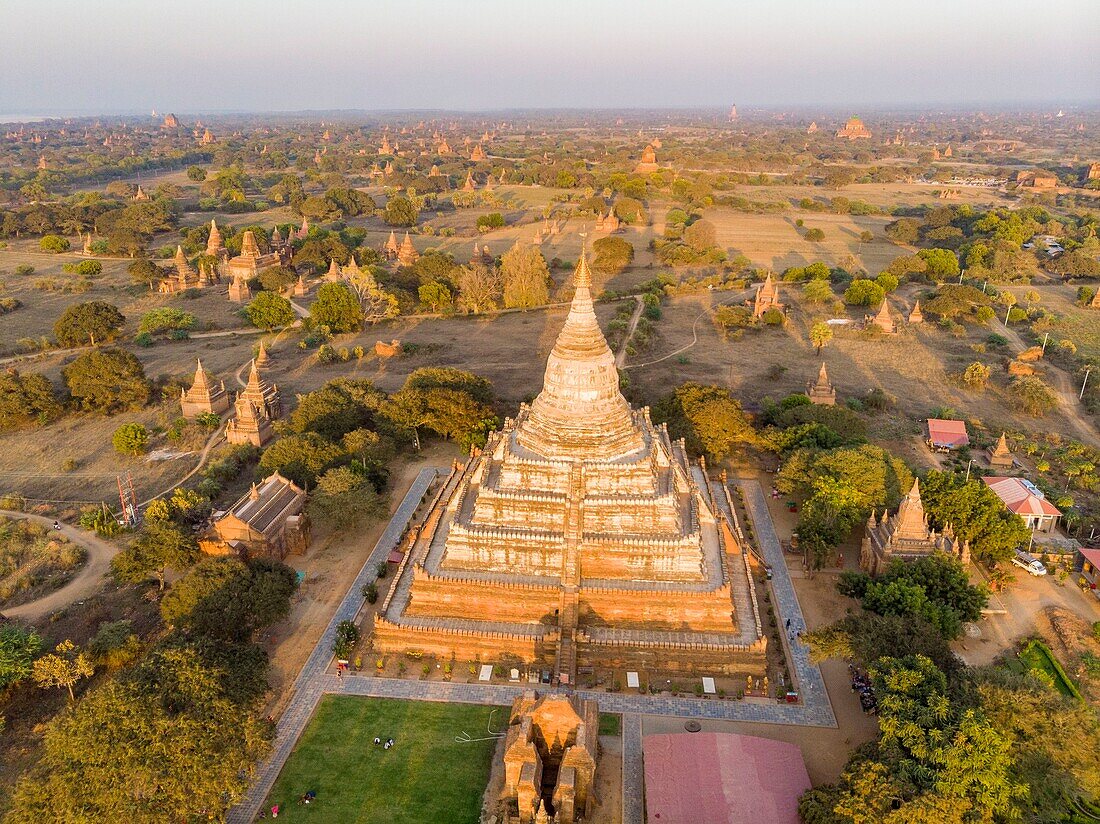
(227, 471), (835, 823)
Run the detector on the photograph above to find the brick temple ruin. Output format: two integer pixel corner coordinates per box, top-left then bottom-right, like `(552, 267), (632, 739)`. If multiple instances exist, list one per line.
(372, 251), (766, 685)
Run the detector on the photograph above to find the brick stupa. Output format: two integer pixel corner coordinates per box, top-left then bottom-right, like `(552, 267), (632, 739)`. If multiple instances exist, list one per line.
(806, 362), (837, 406)
(180, 359), (230, 418)
(374, 251), (766, 683)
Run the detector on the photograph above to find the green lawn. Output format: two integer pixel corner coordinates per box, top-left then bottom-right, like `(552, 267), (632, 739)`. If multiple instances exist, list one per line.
(1019, 640), (1084, 700)
(264, 696), (504, 823)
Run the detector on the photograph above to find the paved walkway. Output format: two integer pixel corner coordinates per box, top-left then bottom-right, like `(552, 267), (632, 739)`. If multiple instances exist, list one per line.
(226, 467), (440, 824)
(622, 713), (644, 824)
(0, 511), (120, 622)
(736, 479), (834, 726)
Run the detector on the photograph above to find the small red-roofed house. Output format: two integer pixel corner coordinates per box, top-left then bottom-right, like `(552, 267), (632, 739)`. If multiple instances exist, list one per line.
(927, 418), (969, 451)
(982, 476), (1062, 533)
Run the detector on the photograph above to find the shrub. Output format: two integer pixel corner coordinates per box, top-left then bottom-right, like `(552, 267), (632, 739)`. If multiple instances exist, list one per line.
(40, 234), (70, 253)
(112, 423), (149, 456)
(804, 228), (825, 242)
(62, 260), (102, 277)
(15, 264), (34, 276)
(844, 279), (885, 306)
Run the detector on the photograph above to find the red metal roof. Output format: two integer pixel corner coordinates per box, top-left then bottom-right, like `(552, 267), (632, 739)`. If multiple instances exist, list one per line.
(982, 476), (1061, 517)
(1078, 547), (1100, 568)
(643, 732), (811, 824)
(927, 418), (969, 447)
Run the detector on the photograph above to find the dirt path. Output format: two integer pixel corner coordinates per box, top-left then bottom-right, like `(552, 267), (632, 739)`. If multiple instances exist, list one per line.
(623, 288), (752, 370)
(614, 296), (645, 367)
(0, 511), (120, 623)
(994, 320), (1098, 446)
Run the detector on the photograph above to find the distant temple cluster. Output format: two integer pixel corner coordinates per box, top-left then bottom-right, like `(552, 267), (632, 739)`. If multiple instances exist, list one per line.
(835, 116), (872, 140)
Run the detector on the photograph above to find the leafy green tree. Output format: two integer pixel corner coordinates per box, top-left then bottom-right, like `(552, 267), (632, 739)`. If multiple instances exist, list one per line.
(310, 281), (364, 332)
(112, 423), (149, 456)
(32, 639), (94, 701)
(1009, 376), (1057, 417)
(245, 291), (295, 330)
(0, 369), (60, 431)
(591, 236), (634, 274)
(803, 279), (833, 303)
(256, 264), (297, 292)
(383, 196), (418, 227)
(0, 624), (43, 690)
(885, 217), (921, 244)
(418, 280), (453, 313)
(917, 247), (960, 281)
(127, 257), (163, 287)
(258, 432), (344, 487)
(476, 212), (506, 230)
(137, 307), (196, 336)
(683, 219), (717, 252)
(843, 279), (885, 306)
(653, 382), (754, 462)
(186, 165), (207, 182)
(282, 378), (385, 441)
(343, 266), (399, 323)
(310, 466), (387, 529)
(333, 619), (360, 659)
(63, 348), (149, 413)
(804, 227), (826, 242)
(405, 366), (494, 404)
(6, 644), (272, 822)
(960, 361), (991, 390)
(810, 322), (833, 353)
(54, 301), (125, 346)
(160, 557), (297, 641)
(501, 243), (551, 309)
(919, 470), (1029, 564)
(111, 519), (199, 590)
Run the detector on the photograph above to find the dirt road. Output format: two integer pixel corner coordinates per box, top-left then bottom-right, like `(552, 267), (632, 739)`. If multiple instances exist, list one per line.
(0, 511), (120, 623)
(994, 320), (1097, 447)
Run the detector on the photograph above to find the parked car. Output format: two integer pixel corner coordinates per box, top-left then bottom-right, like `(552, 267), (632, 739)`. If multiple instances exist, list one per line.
(1012, 550), (1048, 576)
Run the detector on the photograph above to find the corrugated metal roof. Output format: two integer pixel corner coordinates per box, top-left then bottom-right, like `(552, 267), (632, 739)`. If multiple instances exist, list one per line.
(982, 476), (1061, 517)
(228, 474), (305, 536)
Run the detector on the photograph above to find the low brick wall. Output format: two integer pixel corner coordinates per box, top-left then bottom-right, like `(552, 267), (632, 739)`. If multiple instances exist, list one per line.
(372, 616), (552, 665)
(580, 586), (734, 633)
(405, 568), (560, 623)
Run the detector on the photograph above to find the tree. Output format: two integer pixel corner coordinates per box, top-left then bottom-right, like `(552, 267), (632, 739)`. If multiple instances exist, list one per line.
(0, 624), (42, 690)
(127, 257), (163, 288)
(32, 640), (94, 700)
(653, 383), (754, 462)
(333, 619), (360, 660)
(258, 432), (344, 487)
(112, 422), (149, 456)
(245, 291), (295, 330)
(111, 519), (199, 590)
(186, 165), (207, 182)
(960, 361), (991, 390)
(455, 262), (502, 314)
(919, 470), (1030, 564)
(310, 281), (364, 332)
(310, 466), (387, 529)
(917, 247), (960, 281)
(592, 236), (634, 274)
(418, 280), (453, 313)
(53, 301), (125, 346)
(803, 279), (833, 303)
(0, 368), (60, 431)
(1009, 376), (1058, 417)
(282, 378), (385, 441)
(804, 227), (826, 242)
(843, 279), (885, 306)
(683, 219), (717, 252)
(160, 557), (297, 641)
(137, 307), (196, 336)
(501, 243), (551, 309)
(343, 266), (399, 324)
(476, 212), (505, 230)
(885, 217), (921, 244)
(6, 645), (272, 822)
(810, 322), (833, 353)
(63, 348), (149, 413)
(256, 264), (297, 292)
(383, 195), (418, 226)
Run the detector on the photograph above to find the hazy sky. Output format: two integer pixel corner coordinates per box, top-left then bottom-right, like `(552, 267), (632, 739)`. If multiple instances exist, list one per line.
(2, 0), (1096, 114)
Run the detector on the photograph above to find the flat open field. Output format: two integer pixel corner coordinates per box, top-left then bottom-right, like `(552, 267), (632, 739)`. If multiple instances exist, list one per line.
(263, 696), (501, 824)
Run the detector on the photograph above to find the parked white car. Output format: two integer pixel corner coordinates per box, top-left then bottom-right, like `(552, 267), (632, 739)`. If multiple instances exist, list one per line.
(1012, 551), (1048, 576)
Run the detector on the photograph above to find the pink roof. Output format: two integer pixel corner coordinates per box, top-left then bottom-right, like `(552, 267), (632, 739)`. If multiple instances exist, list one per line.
(982, 476), (1061, 517)
(643, 733), (811, 824)
(1079, 547), (1100, 568)
(927, 418), (969, 447)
